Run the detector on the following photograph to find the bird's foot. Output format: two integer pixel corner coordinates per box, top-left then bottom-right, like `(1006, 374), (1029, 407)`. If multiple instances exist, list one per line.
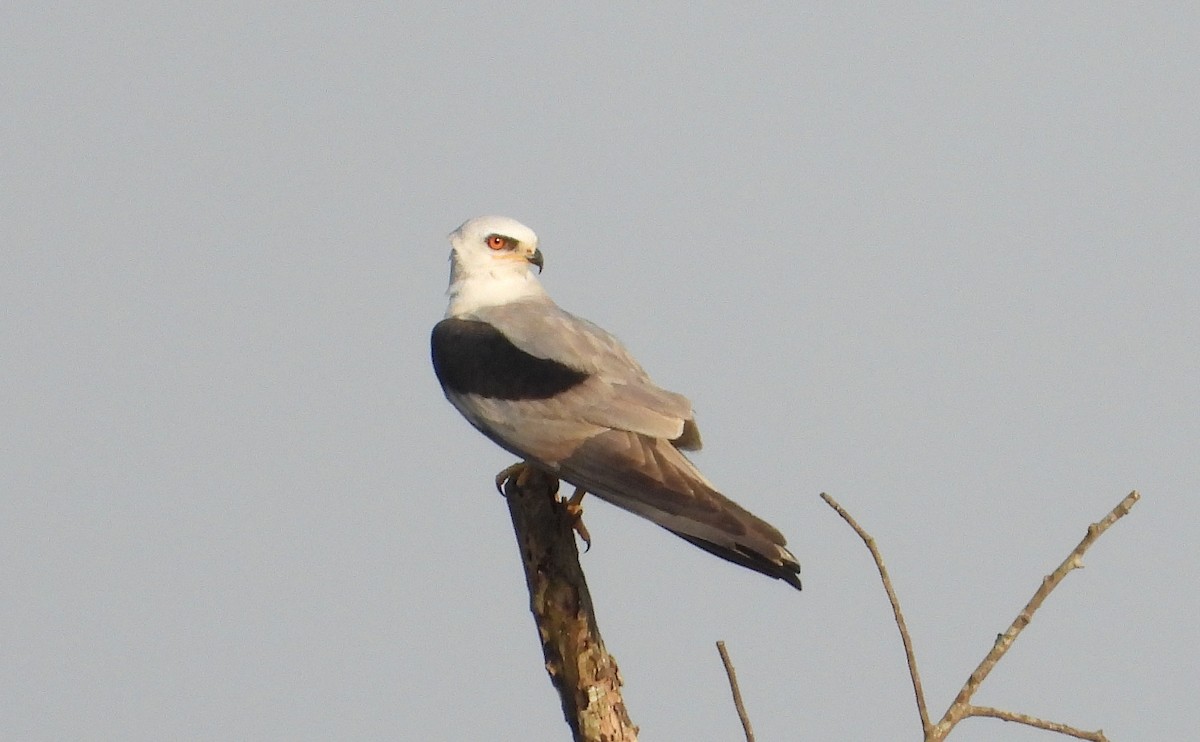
(559, 486), (592, 551)
(496, 464), (589, 549)
(494, 461), (534, 495)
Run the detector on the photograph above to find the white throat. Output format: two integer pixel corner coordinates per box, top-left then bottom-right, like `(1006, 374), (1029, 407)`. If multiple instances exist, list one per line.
(445, 264), (547, 317)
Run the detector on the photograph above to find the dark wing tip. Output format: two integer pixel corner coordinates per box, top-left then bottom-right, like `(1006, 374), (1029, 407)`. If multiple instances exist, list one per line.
(673, 533), (802, 591)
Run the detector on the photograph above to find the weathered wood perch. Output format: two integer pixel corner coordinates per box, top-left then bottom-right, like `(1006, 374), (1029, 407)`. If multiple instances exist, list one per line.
(502, 467), (639, 742)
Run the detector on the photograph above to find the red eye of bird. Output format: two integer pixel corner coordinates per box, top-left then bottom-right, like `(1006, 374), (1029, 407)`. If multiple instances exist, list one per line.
(486, 234), (508, 250)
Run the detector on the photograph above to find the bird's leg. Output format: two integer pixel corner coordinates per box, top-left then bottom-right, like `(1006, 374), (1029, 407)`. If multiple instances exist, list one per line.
(494, 461), (534, 495)
(560, 486), (592, 551)
(497, 463), (589, 549)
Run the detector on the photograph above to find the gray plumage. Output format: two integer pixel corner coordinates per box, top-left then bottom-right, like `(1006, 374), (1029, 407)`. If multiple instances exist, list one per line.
(432, 216), (801, 589)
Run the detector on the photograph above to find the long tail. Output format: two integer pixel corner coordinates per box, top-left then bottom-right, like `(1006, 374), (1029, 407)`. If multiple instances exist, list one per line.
(559, 430), (802, 590)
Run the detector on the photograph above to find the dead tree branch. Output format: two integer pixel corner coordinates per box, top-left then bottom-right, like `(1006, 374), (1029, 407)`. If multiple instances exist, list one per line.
(929, 489), (1138, 740)
(716, 641), (756, 742)
(822, 490), (1138, 742)
(966, 705), (1110, 741)
(502, 465), (638, 742)
(820, 492), (931, 735)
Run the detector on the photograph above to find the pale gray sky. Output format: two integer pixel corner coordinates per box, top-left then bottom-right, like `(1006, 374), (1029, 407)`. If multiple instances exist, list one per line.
(3, 4), (1196, 740)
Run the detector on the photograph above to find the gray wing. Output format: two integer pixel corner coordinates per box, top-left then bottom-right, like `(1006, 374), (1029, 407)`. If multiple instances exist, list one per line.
(436, 298), (800, 588)
(557, 428), (801, 588)
(469, 299), (702, 449)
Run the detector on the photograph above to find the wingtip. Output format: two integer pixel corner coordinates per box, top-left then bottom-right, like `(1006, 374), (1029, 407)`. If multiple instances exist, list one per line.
(777, 546), (803, 591)
(755, 557), (803, 591)
(771, 551), (803, 591)
(673, 532), (803, 592)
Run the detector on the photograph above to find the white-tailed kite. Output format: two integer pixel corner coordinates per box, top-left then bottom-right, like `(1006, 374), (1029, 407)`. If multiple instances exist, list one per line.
(431, 215), (801, 589)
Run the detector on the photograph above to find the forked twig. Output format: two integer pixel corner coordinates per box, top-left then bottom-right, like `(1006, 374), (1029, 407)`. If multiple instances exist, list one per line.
(822, 490), (1139, 741)
(716, 641), (756, 742)
(930, 490), (1138, 740)
(820, 492), (931, 735)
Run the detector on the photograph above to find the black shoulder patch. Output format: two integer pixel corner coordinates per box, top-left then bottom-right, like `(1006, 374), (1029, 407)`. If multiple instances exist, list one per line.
(431, 318), (590, 400)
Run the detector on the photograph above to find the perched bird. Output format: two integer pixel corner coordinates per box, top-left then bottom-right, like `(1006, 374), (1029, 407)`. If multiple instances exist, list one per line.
(431, 216), (801, 589)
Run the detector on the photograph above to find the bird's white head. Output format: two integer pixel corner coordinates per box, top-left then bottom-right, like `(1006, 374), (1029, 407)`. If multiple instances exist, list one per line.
(445, 215), (547, 317)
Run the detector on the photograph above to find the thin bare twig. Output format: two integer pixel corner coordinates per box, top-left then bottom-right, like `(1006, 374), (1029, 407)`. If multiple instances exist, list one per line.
(967, 706), (1109, 742)
(820, 492), (931, 736)
(716, 641), (755, 742)
(929, 490), (1140, 740)
(823, 490), (1137, 741)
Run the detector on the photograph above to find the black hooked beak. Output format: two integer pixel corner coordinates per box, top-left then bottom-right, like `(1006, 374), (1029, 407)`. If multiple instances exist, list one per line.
(527, 248), (544, 273)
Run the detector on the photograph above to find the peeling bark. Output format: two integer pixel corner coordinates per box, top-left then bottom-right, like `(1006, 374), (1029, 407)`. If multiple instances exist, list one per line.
(503, 468), (638, 742)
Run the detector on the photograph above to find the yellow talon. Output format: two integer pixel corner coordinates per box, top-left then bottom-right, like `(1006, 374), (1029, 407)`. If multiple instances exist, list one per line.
(497, 465), (590, 549)
(494, 462), (529, 495)
(561, 486), (592, 551)
(567, 486), (586, 509)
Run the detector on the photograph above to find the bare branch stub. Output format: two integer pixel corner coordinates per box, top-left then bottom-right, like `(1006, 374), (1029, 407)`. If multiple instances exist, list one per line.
(502, 466), (638, 742)
(716, 641), (756, 742)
